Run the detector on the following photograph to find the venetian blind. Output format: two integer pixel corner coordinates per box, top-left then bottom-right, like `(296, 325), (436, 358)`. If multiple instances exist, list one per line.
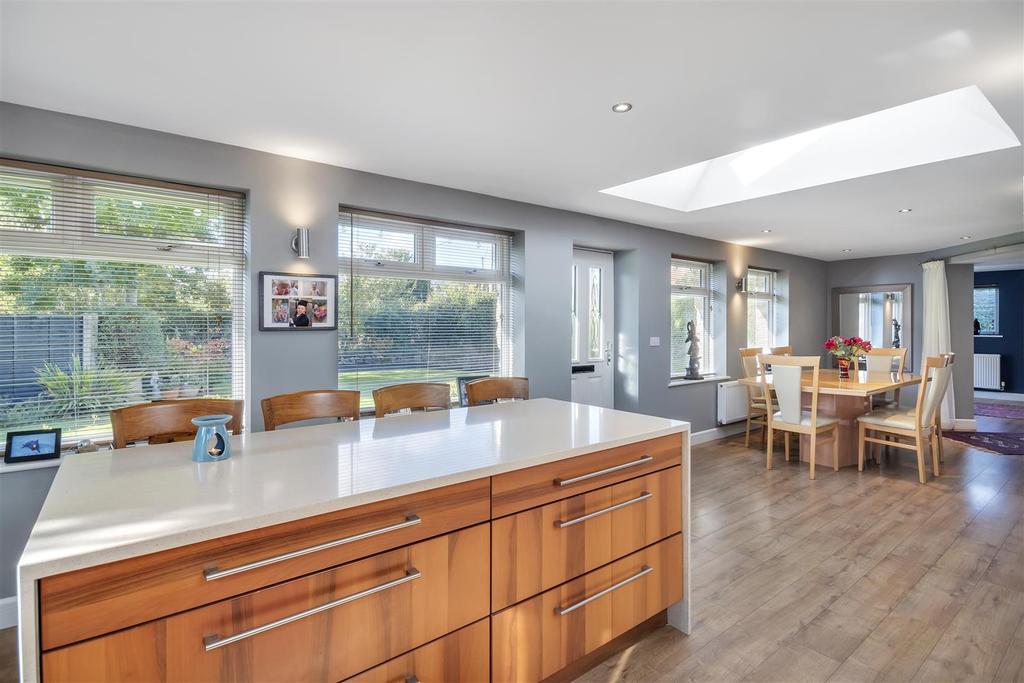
(337, 209), (514, 409)
(0, 160), (247, 442)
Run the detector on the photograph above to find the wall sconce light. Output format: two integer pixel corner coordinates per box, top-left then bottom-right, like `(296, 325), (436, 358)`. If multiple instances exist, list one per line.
(735, 277), (747, 293)
(291, 227), (310, 259)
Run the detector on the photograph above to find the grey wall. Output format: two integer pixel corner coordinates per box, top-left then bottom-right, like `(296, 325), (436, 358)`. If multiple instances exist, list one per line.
(0, 466), (56, 598)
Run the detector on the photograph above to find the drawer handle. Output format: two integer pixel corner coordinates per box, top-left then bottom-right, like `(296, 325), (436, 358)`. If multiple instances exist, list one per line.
(554, 455), (654, 487)
(556, 565), (653, 616)
(405, 677), (420, 683)
(203, 514), (422, 581)
(203, 568), (421, 651)
(555, 492), (653, 528)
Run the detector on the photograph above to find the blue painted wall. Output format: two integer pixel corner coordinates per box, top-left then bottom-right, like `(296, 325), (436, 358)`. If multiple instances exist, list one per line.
(974, 269), (1024, 393)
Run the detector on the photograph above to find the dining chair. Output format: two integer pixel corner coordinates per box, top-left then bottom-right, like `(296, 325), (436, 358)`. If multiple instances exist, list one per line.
(372, 383), (452, 417)
(769, 345), (793, 355)
(111, 398), (244, 449)
(865, 347), (909, 409)
(465, 377), (529, 407)
(857, 354), (954, 484)
(739, 347), (777, 448)
(760, 354), (839, 480)
(261, 389), (361, 430)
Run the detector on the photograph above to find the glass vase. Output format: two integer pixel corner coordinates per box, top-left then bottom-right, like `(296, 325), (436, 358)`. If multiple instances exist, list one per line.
(838, 357), (852, 380)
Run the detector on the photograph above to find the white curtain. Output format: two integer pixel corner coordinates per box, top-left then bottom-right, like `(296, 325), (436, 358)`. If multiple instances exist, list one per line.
(921, 260), (956, 429)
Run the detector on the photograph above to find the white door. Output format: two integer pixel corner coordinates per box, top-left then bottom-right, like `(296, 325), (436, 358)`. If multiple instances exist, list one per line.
(571, 249), (614, 408)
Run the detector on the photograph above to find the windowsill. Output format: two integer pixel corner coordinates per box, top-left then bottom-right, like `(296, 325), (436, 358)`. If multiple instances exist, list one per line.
(974, 334), (1002, 338)
(668, 375), (730, 388)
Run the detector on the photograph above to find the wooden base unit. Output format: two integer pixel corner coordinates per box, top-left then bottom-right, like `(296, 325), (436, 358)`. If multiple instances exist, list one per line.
(492, 466), (681, 610)
(491, 534), (684, 683)
(347, 618), (490, 682)
(42, 525), (489, 683)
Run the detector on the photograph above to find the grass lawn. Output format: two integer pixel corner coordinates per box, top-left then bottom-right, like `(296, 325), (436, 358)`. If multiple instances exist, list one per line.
(338, 368), (486, 408)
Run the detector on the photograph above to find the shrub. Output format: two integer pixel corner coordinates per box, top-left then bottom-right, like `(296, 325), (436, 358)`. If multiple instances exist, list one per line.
(34, 356), (136, 419)
(96, 307), (165, 371)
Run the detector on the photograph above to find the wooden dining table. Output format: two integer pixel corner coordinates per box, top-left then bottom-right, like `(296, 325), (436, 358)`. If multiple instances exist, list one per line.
(738, 369), (923, 469)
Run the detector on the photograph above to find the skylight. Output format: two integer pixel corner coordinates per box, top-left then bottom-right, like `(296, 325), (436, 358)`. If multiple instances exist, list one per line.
(601, 86), (1020, 212)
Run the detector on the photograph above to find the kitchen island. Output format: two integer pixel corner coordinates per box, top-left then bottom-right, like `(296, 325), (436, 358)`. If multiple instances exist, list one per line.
(18, 398), (690, 682)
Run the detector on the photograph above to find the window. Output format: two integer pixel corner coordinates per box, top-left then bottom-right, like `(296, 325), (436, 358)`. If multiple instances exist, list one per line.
(338, 210), (514, 409)
(0, 160), (247, 443)
(974, 285), (999, 335)
(746, 268), (776, 349)
(671, 258), (713, 378)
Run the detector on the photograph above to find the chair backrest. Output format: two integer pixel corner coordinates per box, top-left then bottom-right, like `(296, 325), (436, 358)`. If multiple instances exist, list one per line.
(865, 347), (908, 374)
(465, 377), (529, 407)
(739, 347), (769, 402)
(760, 355), (821, 426)
(261, 390), (361, 430)
(372, 383), (451, 417)
(917, 354), (954, 428)
(111, 398), (244, 449)
(770, 345), (793, 355)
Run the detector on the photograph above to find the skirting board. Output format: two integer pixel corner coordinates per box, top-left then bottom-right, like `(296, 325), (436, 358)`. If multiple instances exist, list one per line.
(975, 391), (1024, 402)
(954, 419), (977, 432)
(692, 422), (747, 445)
(0, 595), (15, 630)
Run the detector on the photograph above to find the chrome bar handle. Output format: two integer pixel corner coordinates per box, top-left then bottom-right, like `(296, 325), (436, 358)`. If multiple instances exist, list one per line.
(556, 566), (653, 616)
(555, 492), (653, 528)
(203, 568), (421, 651)
(555, 455), (654, 487)
(204, 514), (421, 581)
(405, 677), (420, 683)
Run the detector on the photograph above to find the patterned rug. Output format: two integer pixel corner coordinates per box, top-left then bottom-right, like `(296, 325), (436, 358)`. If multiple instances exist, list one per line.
(974, 401), (1024, 420)
(944, 431), (1024, 455)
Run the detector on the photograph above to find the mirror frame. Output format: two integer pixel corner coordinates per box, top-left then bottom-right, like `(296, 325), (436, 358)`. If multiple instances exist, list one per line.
(830, 283), (913, 370)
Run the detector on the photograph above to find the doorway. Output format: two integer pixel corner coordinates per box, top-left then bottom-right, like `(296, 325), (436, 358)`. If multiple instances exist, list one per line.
(570, 249), (614, 408)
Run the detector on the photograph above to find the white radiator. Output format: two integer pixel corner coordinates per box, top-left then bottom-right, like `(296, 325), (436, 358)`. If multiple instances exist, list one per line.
(717, 380), (749, 425)
(974, 353), (1002, 390)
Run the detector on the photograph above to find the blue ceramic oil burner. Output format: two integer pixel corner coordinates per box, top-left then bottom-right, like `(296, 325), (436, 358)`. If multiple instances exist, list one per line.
(191, 414), (232, 462)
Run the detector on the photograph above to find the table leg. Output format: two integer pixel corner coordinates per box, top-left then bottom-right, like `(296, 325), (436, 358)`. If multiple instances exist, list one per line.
(799, 394), (870, 468)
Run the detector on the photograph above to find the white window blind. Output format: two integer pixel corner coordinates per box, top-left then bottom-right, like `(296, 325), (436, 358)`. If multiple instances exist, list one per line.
(338, 209), (514, 408)
(746, 267), (776, 349)
(671, 258), (713, 377)
(0, 160), (247, 443)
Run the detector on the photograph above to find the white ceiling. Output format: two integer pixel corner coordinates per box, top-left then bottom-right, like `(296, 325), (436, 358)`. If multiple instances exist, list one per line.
(950, 243), (1024, 271)
(1, 1), (1022, 262)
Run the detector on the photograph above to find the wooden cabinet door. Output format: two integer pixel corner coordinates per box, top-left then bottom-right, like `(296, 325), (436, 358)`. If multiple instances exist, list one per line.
(491, 533), (683, 683)
(346, 618), (489, 682)
(492, 466), (681, 610)
(43, 525), (489, 683)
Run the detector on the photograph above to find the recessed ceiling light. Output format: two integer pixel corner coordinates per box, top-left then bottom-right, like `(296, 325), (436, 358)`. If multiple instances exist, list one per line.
(761, 228), (773, 233)
(897, 208), (913, 213)
(602, 86), (1020, 212)
(611, 102), (633, 113)
(960, 235), (973, 240)
(841, 248), (853, 252)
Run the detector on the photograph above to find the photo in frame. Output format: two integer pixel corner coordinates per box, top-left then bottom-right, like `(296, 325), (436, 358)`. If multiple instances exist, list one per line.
(259, 271), (337, 331)
(5, 427), (62, 464)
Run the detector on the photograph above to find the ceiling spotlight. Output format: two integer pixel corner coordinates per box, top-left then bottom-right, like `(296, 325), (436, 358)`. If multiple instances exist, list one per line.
(841, 248), (853, 252)
(611, 102), (633, 113)
(960, 235), (973, 240)
(897, 208), (912, 213)
(761, 229), (773, 233)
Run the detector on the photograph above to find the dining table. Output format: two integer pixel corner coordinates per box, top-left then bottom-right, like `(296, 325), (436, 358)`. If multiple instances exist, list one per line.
(738, 369), (923, 469)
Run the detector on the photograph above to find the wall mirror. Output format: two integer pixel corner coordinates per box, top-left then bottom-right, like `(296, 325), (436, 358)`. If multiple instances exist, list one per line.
(831, 283), (912, 370)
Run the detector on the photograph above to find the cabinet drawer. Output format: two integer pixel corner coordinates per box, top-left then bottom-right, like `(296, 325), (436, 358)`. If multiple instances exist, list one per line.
(492, 466), (681, 610)
(40, 477), (489, 650)
(42, 524), (490, 683)
(346, 618), (490, 682)
(491, 433), (681, 517)
(491, 533), (683, 683)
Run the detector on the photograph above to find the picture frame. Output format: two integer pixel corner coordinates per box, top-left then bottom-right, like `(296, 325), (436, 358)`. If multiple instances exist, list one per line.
(259, 271), (337, 331)
(4, 427), (62, 464)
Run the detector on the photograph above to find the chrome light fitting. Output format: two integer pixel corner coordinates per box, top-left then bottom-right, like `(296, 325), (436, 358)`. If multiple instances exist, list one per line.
(612, 102), (633, 113)
(897, 208), (912, 213)
(291, 227), (310, 259)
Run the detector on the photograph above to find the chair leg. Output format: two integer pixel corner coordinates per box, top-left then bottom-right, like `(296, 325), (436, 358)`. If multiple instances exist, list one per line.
(809, 433), (817, 480)
(745, 413), (752, 448)
(766, 426), (774, 470)
(937, 425), (945, 463)
(858, 423), (865, 472)
(761, 421), (767, 448)
(930, 430), (940, 477)
(784, 432), (791, 462)
(832, 427), (839, 472)
(914, 432), (927, 484)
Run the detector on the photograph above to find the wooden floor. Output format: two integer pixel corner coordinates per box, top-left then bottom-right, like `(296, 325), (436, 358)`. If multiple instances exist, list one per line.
(1, 414), (1021, 683)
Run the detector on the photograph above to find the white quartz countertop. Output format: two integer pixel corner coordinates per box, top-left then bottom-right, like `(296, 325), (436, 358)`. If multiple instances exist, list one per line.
(19, 399), (687, 579)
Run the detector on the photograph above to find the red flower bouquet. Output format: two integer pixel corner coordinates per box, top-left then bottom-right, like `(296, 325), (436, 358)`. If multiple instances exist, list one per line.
(824, 335), (872, 379)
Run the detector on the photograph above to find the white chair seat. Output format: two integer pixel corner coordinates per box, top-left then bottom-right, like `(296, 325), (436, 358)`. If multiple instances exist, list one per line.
(771, 411), (839, 429)
(857, 408), (917, 429)
(752, 399), (779, 411)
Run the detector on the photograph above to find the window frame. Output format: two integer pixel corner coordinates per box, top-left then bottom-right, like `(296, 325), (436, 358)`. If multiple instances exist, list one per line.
(670, 257), (714, 380)
(746, 267), (777, 349)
